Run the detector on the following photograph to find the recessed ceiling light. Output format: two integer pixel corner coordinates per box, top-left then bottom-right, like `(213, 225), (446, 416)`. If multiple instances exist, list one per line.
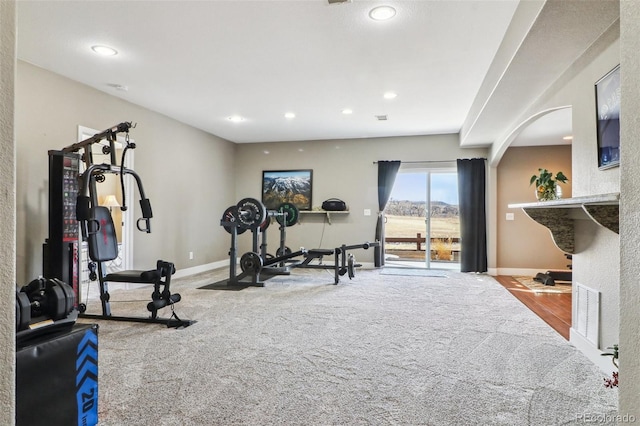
(227, 115), (245, 122)
(369, 6), (396, 21)
(563, 135), (573, 140)
(91, 45), (118, 56)
(263, 150), (270, 155)
(342, 109), (353, 115)
(383, 92), (397, 99)
(298, 148), (304, 152)
(284, 112), (296, 119)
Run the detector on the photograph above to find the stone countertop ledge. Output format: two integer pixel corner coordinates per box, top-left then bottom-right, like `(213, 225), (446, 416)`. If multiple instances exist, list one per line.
(508, 193), (619, 254)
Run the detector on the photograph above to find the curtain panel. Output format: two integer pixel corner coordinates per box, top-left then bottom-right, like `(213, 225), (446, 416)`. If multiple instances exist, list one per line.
(375, 160), (401, 267)
(456, 158), (487, 273)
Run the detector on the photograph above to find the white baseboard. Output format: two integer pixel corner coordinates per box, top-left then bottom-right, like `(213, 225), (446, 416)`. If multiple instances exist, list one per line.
(570, 328), (617, 376)
(174, 260), (228, 279)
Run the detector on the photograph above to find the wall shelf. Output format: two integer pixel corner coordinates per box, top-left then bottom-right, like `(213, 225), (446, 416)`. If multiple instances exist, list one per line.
(508, 193), (619, 254)
(299, 210), (349, 225)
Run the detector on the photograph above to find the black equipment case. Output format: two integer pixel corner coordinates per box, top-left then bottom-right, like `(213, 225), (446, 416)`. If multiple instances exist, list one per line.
(322, 198), (347, 211)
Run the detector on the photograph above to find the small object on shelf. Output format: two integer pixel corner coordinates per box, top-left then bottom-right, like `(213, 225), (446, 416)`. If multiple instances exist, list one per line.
(321, 198), (347, 211)
(530, 168), (568, 201)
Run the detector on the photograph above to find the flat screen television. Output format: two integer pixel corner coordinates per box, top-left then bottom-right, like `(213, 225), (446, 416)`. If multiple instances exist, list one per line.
(595, 64), (620, 170)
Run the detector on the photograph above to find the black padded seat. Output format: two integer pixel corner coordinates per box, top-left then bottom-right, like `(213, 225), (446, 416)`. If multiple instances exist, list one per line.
(308, 249), (334, 256)
(104, 269), (161, 283)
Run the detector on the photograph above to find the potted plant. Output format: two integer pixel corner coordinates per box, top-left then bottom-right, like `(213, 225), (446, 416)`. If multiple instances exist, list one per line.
(529, 168), (568, 201)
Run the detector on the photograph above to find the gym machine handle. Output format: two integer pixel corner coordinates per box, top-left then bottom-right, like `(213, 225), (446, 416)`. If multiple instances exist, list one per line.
(78, 163), (154, 233)
(137, 198), (153, 233)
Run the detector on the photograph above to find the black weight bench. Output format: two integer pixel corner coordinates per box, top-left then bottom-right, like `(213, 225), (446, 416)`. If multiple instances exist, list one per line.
(80, 206), (193, 327)
(297, 242), (379, 284)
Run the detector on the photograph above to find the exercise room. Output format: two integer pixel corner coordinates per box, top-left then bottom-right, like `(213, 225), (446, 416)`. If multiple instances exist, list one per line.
(2, 1), (639, 425)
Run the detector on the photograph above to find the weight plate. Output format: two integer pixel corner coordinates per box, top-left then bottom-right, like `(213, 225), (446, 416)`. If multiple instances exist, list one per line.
(46, 282), (67, 320)
(57, 279), (76, 314)
(275, 202), (299, 227)
(276, 246), (292, 257)
(237, 198), (267, 230)
(259, 216), (271, 232)
(240, 252), (263, 273)
(16, 292), (31, 331)
(222, 205), (247, 235)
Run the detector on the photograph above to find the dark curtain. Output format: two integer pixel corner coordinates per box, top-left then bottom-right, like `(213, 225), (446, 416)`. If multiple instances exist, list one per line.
(375, 160), (401, 267)
(457, 158), (487, 273)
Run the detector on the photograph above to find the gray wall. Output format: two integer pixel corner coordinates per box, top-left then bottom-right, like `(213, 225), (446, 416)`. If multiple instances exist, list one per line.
(620, 0), (640, 418)
(0, 2), (16, 424)
(15, 61), (237, 284)
(234, 135), (487, 262)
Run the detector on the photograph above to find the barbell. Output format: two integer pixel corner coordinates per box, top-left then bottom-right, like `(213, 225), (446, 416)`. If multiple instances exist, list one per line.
(221, 198), (268, 234)
(221, 198), (300, 234)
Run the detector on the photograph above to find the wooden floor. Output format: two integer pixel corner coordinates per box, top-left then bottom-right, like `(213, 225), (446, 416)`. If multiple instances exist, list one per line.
(494, 275), (572, 340)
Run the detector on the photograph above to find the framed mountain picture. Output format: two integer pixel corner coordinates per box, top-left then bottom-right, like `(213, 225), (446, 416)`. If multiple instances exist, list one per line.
(262, 169), (313, 210)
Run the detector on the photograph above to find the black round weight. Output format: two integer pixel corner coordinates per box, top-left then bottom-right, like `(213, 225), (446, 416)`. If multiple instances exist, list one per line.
(16, 292), (31, 331)
(276, 246), (292, 257)
(54, 278), (76, 315)
(46, 280), (68, 321)
(275, 202), (299, 227)
(222, 205), (247, 235)
(236, 198), (268, 230)
(240, 252), (263, 273)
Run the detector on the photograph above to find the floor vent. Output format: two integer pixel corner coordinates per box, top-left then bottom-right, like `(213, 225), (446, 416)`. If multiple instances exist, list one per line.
(573, 282), (600, 347)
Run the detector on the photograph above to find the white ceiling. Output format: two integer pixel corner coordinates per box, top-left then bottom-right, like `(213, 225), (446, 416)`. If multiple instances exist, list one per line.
(16, 0), (521, 144)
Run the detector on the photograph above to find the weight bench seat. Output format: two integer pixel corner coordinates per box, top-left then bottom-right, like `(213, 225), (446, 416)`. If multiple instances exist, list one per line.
(104, 269), (162, 283)
(307, 249), (334, 256)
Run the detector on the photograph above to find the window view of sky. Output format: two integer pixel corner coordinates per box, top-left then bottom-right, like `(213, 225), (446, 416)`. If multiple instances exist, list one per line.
(390, 172), (459, 205)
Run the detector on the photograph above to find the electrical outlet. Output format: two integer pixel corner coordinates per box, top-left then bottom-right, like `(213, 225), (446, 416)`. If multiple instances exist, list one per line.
(506, 213), (515, 221)
(364, 209), (371, 216)
(189, 251), (194, 260)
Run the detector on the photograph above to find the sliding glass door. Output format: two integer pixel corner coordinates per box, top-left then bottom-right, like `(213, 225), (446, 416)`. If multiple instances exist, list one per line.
(384, 168), (460, 269)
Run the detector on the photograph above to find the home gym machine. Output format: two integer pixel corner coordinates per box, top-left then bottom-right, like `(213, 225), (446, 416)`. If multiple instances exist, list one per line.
(218, 197), (380, 287)
(45, 121), (193, 327)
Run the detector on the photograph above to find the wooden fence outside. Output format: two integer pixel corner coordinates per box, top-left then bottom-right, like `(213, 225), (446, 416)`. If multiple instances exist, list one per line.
(385, 233), (461, 261)
(385, 233), (460, 250)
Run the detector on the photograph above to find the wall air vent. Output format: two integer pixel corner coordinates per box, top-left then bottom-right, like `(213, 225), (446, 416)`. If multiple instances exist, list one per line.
(573, 282), (600, 347)
(375, 115), (388, 121)
(328, 0), (351, 4)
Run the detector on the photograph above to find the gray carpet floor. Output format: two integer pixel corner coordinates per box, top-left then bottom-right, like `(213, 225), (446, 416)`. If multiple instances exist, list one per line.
(77, 268), (618, 425)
